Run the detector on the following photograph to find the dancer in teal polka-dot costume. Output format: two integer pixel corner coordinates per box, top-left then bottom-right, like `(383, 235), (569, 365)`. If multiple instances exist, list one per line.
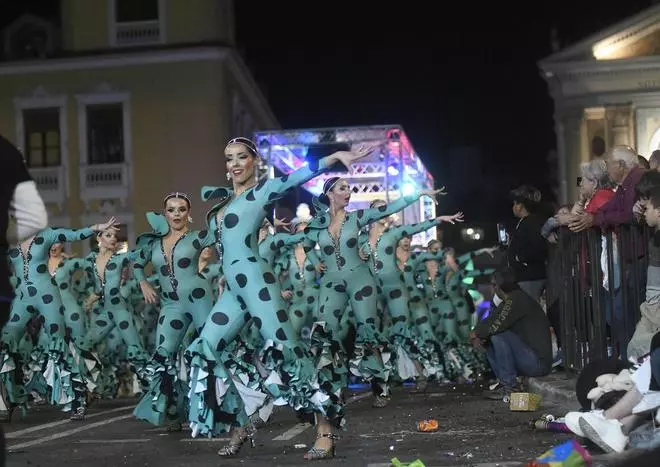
(395, 238), (447, 387)
(132, 194), (216, 430)
(438, 248), (494, 379)
(363, 201), (462, 385)
(54, 255), (90, 342)
(282, 220), (320, 337)
(77, 230), (150, 414)
(187, 137), (373, 460)
(416, 240), (447, 335)
(1, 218), (118, 420)
(302, 179), (441, 412)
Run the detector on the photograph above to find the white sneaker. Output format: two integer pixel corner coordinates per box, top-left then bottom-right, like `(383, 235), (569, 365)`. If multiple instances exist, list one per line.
(632, 391), (660, 414)
(564, 411), (590, 437)
(578, 413), (628, 453)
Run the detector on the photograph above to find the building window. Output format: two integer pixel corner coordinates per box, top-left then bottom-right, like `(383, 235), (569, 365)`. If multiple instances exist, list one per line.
(86, 103), (124, 165)
(22, 108), (60, 168)
(115, 0), (159, 23)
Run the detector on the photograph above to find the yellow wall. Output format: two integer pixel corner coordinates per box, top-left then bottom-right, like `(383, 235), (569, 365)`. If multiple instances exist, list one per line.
(61, 0), (234, 52)
(167, 0), (234, 45)
(61, 0), (110, 51)
(0, 59), (229, 235)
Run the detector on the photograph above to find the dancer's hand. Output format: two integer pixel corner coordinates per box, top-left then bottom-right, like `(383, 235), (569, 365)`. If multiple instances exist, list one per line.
(420, 187), (447, 204)
(315, 263), (326, 273)
(358, 248), (369, 261)
(469, 331), (483, 349)
(274, 216), (291, 231)
(140, 280), (159, 305)
(83, 293), (100, 312)
(94, 216), (120, 232)
(281, 290), (293, 300)
(329, 143), (379, 169)
(438, 212), (464, 224)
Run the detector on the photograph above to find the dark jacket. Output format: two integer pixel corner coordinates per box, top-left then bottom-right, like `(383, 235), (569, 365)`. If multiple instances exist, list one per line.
(506, 213), (548, 282)
(474, 289), (553, 373)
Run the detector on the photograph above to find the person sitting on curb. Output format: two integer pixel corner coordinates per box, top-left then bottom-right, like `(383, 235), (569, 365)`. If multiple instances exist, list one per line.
(470, 269), (552, 401)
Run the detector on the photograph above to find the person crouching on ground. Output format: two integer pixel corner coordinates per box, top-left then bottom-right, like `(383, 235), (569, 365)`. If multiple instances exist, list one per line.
(470, 269), (553, 401)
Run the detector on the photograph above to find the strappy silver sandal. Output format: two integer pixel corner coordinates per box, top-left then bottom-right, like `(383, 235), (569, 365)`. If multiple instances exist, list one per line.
(217, 426), (256, 457)
(70, 406), (86, 421)
(303, 432), (338, 460)
(372, 395), (389, 408)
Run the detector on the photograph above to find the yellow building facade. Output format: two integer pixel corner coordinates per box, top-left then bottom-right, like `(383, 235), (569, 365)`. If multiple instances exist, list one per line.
(0, 0), (278, 253)
(540, 3), (660, 204)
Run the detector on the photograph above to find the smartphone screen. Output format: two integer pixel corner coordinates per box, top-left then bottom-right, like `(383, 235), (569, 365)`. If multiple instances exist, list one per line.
(497, 223), (507, 244)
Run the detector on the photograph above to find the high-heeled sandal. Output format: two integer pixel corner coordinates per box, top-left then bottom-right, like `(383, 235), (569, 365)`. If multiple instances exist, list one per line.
(0, 407), (14, 423)
(70, 406), (86, 421)
(217, 426), (255, 457)
(372, 395), (389, 408)
(303, 432), (338, 460)
(410, 378), (428, 394)
(166, 421), (183, 432)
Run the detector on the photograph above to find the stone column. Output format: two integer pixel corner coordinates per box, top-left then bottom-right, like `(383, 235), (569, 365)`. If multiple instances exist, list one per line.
(606, 104), (633, 147)
(555, 106), (584, 205)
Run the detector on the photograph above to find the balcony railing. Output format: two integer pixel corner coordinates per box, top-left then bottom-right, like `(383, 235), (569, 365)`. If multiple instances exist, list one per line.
(548, 225), (649, 372)
(29, 166), (66, 206)
(114, 20), (161, 46)
(79, 163), (130, 206)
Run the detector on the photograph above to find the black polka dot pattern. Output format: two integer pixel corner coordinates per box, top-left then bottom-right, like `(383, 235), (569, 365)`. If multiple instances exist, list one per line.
(224, 213), (239, 229)
(211, 312), (229, 325)
(258, 287), (271, 301)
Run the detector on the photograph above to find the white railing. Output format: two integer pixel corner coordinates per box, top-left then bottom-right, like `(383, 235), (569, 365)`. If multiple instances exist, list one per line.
(79, 163), (130, 204)
(114, 20), (161, 46)
(29, 166), (66, 206)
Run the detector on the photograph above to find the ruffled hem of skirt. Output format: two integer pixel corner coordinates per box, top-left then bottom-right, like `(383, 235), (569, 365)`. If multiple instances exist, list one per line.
(134, 348), (188, 426)
(186, 337), (253, 437)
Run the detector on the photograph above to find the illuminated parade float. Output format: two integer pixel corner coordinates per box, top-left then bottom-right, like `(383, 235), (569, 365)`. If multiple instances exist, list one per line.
(254, 125), (437, 246)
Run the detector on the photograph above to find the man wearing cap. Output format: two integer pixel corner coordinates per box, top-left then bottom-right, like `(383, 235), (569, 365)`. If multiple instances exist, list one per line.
(505, 185), (548, 300)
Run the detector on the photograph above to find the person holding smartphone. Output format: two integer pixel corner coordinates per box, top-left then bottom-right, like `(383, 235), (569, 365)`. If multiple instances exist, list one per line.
(505, 185), (548, 301)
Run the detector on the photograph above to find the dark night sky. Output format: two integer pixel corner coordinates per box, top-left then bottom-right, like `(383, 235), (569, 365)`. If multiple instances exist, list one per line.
(234, 0), (655, 222)
(1, 0), (657, 224)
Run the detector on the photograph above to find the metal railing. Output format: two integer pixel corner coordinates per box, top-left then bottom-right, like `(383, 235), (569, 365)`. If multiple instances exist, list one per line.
(547, 225), (649, 372)
(114, 20), (161, 46)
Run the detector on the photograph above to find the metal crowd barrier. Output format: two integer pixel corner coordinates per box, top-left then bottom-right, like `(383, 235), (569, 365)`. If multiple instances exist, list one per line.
(546, 225), (649, 372)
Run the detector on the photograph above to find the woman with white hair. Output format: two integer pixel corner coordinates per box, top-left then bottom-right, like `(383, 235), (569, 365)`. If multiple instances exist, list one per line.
(557, 159), (615, 226)
(569, 145), (645, 232)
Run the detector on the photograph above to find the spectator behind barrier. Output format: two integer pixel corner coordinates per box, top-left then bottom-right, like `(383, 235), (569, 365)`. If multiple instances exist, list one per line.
(505, 185), (547, 300)
(569, 145), (645, 232)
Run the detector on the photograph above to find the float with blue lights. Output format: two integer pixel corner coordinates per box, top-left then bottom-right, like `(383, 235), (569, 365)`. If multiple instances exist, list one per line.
(254, 125), (437, 246)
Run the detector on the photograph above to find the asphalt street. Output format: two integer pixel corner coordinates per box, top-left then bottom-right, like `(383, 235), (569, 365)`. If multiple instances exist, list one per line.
(5, 383), (575, 467)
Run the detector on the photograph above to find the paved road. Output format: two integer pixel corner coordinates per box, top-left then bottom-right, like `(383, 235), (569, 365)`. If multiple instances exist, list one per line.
(5, 383), (574, 467)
